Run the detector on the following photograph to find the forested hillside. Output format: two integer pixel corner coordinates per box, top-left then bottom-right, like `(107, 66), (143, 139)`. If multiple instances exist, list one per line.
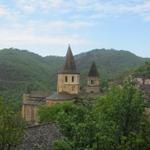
(0, 48), (148, 107)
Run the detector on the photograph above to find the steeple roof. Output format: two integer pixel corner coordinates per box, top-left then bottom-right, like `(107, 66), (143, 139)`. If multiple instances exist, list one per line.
(60, 45), (78, 74)
(88, 62), (99, 77)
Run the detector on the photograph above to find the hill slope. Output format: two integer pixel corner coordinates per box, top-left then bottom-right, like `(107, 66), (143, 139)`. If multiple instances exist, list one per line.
(0, 48), (55, 107)
(75, 49), (147, 84)
(0, 48), (148, 107)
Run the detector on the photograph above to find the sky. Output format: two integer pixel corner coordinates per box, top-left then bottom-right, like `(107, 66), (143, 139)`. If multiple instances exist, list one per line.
(0, 0), (150, 57)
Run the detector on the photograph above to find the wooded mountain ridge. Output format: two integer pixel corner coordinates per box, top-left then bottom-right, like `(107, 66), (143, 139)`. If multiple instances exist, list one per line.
(0, 48), (149, 106)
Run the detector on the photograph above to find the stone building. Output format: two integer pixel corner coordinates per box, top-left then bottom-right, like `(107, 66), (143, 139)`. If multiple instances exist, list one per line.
(85, 62), (100, 93)
(22, 45), (101, 124)
(57, 45), (80, 94)
(22, 91), (50, 124)
(46, 45), (80, 105)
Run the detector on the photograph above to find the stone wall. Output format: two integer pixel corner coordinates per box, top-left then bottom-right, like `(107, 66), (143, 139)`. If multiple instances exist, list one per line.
(22, 105), (38, 124)
(85, 86), (100, 94)
(136, 77), (150, 86)
(57, 74), (80, 94)
(22, 92), (47, 124)
(85, 77), (100, 93)
(87, 77), (100, 86)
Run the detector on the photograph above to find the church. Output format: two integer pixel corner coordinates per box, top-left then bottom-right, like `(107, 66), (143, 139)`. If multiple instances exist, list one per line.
(22, 45), (101, 124)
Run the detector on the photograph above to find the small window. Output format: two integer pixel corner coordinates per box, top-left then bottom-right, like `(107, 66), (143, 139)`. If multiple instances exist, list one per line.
(91, 80), (94, 85)
(65, 76), (68, 82)
(72, 76), (75, 82)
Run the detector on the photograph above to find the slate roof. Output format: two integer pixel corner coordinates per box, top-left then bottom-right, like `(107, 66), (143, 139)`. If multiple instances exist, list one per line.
(18, 123), (61, 150)
(59, 45), (79, 74)
(46, 92), (78, 101)
(22, 91), (50, 106)
(88, 62), (99, 77)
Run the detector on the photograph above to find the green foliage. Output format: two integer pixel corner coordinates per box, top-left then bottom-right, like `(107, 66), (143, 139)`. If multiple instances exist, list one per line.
(38, 102), (73, 123)
(100, 78), (109, 91)
(54, 139), (74, 150)
(39, 99), (96, 150)
(39, 78), (150, 150)
(0, 48), (58, 110)
(94, 78), (150, 150)
(135, 61), (150, 78)
(0, 97), (25, 149)
(75, 49), (147, 85)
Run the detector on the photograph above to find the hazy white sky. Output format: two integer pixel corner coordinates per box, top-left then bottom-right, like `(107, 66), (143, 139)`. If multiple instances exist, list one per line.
(0, 0), (150, 57)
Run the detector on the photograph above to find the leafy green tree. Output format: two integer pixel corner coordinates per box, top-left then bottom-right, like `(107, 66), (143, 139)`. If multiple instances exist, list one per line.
(38, 102), (74, 123)
(39, 78), (150, 150)
(0, 97), (25, 150)
(53, 139), (74, 150)
(94, 78), (150, 150)
(135, 61), (150, 78)
(39, 99), (97, 150)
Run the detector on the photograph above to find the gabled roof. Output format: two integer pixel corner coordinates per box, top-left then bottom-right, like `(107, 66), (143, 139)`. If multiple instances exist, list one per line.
(88, 62), (99, 77)
(60, 45), (79, 74)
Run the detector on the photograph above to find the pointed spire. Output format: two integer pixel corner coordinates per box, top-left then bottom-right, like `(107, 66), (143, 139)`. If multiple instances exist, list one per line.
(88, 62), (99, 77)
(60, 45), (78, 74)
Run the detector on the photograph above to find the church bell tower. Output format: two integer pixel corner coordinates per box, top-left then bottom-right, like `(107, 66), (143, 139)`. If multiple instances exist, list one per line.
(57, 45), (80, 95)
(85, 62), (100, 93)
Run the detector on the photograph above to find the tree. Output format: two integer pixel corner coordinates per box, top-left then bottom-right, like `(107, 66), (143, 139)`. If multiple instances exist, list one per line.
(39, 78), (150, 150)
(0, 97), (25, 150)
(39, 99), (97, 150)
(94, 78), (150, 150)
(135, 61), (150, 78)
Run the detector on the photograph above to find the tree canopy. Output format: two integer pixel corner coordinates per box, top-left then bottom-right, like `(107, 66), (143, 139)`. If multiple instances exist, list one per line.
(0, 97), (25, 150)
(135, 61), (150, 78)
(39, 78), (150, 150)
